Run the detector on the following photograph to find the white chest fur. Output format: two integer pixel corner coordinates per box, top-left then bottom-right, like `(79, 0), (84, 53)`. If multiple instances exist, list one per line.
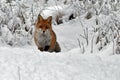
(36, 29), (52, 48)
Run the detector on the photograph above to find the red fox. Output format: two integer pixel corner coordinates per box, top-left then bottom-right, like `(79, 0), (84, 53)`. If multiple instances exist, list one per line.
(34, 15), (61, 52)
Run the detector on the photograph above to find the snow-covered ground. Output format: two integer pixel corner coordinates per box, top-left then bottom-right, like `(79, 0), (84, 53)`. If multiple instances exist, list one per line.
(0, 20), (120, 80)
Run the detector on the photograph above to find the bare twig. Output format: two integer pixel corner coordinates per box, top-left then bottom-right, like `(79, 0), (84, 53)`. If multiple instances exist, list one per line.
(91, 35), (94, 53)
(82, 42), (85, 53)
(77, 38), (81, 48)
(79, 34), (86, 39)
(18, 66), (21, 80)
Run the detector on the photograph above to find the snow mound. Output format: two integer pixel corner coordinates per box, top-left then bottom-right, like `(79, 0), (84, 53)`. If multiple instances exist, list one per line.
(0, 46), (120, 80)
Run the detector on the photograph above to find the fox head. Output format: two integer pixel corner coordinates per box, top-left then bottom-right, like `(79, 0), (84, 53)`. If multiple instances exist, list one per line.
(36, 15), (52, 35)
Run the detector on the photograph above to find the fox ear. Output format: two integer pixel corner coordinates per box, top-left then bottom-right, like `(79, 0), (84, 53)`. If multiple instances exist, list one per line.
(38, 14), (43, 22)
(47, 16), (52, 23)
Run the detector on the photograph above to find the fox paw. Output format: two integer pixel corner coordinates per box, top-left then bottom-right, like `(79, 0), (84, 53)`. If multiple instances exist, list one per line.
(48, 49), (54, 52)
(44, 46), (50, 51)
(38, 47), (44, 51)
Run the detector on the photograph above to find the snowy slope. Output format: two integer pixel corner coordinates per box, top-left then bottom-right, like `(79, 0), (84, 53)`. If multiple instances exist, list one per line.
(0, 46), (120, 80)
(0, 20), (120, 80)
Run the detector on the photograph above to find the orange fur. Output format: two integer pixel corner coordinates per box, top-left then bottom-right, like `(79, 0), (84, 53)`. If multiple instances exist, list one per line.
(34, 15), (61, 52)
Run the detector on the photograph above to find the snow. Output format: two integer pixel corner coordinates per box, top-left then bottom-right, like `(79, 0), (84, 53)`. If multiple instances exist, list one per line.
(0, 0), (120, 80)
(0, 20), (120, 80)
(0, 46), (120, 80)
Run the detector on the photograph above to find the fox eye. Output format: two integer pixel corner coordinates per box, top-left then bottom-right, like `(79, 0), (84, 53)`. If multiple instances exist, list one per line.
(46, 26), (49, 29)
(39, 26), (42, 28)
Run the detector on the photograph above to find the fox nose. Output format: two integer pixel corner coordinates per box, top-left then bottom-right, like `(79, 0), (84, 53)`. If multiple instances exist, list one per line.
(43, 31), (45, 33)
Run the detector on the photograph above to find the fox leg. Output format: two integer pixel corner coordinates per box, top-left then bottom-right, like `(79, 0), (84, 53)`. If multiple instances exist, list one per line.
(48, 37), (56, 52)
(35, 40), (44, 51)
(38, 47), (44, 51)
(44, 46), (50, 51)
(54, 42), (61, 52)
